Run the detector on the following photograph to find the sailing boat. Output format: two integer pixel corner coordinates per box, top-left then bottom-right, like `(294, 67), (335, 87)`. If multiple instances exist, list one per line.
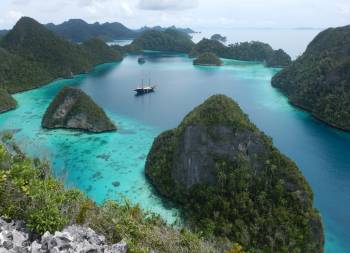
(134, 79), (155, 95)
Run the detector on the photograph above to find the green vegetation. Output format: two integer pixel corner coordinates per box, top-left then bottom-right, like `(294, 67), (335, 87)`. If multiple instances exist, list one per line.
(0, 17), (123, 94)
(190, 39), (291, 67)
(82, 38), (123, 64)
(0, 137), (221, 252)
(42, 87), (116, 133)
(193, 52), (223, 66)
(145, 95), (323, 253)
(132, 29), (195, 53)
(272, 25), (350, 131)
(111, 43), (143, 55)
(0, 88), (17, 113)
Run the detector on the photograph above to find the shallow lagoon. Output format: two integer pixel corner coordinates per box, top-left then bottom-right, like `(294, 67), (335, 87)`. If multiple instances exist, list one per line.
(0, 52), (349, 253)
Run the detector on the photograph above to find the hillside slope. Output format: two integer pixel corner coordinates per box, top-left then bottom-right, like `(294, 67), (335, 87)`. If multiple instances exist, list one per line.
(0, 17), (122, 94)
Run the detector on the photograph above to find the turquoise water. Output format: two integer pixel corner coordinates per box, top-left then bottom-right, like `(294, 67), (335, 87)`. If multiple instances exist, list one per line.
(0, 52), (349, 252)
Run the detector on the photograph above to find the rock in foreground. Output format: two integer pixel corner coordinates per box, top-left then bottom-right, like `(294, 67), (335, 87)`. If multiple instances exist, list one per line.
(145, 94), (324, 252)
(0, 88), (16, 113)
(42, 87), (116, 133)
(0, 218), (127, 253)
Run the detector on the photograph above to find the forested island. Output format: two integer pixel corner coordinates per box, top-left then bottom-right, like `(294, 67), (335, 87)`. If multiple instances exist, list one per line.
(189, 39), (292, 67)
(131, 28), (195, 53)
(146, 95), (324, 253)
(193, 52), (222, 66)
(42, 87), (117, 133)
(272, 25), (350, 131)
(0, 17), (123, 112)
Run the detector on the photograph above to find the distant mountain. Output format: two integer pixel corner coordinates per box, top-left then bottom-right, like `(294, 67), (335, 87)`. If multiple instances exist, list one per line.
(136, 25), (196, 34)
(0, 17), (122, 94)
(0, 30), (7, 37)
(132, 28), (195, 53)
(46, 19), (137, 43)
(45, 19), (196, 43)
(272, 25), (350, 131)
(210, 34), (227, 43)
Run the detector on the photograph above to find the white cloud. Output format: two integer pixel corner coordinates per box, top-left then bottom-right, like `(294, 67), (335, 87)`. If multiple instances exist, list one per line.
(121, 2), (133, 16)
(6, 10), (23, 21)
(138, 0), (198, 11)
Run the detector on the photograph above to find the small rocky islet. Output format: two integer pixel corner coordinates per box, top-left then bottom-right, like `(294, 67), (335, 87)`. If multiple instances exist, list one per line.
(193, 52), (223, 66)
(42, 87), (116, 133)
(145, 94), (324, 252)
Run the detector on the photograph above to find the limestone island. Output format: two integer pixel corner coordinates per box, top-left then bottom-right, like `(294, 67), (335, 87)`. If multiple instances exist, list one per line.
(0, 88), (17, 113)
(42, 87), (116, 133)
(193, 52), (222, 66)
(145, 94), (324, 252)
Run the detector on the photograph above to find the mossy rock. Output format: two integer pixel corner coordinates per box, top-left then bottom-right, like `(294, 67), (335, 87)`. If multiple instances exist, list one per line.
(145, 94), (324, 253)
(42, 87), (116, 133)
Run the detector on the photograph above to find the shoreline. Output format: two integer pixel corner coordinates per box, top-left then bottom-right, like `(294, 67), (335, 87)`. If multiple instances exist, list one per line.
(272, 85), (350, 133)
(8, 60), (122, 96)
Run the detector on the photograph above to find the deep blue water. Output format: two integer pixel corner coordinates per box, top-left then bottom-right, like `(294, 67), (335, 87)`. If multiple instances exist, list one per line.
(0, 52), (349, 252)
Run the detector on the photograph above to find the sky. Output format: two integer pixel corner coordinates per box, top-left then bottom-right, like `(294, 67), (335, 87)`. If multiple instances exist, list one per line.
(0, 0), (349, 30)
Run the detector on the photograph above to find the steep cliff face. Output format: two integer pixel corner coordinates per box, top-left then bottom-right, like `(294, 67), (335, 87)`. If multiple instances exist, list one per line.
(42, 87), (116, 133)
(145, 95), (324, 253)
(172, 125), (267, 188)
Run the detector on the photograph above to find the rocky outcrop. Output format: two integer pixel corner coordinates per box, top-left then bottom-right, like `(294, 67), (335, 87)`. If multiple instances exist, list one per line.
(42, 87), (116, 133)
(145, 94), (324, 253)
(0, 88), (16, 113)
(0, 218), (127, 253)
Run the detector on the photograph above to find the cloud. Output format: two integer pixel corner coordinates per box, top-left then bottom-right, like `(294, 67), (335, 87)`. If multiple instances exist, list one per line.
(121, 2), (133, 16)
(138, 0), (198, 11)
(6, 10), (23, 21)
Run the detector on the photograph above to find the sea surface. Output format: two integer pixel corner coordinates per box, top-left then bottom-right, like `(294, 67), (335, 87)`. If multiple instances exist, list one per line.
(0, 50), (349, 253)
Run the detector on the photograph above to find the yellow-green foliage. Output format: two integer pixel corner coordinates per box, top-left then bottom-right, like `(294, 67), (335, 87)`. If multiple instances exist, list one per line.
(225, 243), (247, 253)
(0, 140), (216, 252)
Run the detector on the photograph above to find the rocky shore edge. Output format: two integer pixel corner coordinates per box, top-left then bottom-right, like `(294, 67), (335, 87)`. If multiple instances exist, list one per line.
(0, 218), (127, 253)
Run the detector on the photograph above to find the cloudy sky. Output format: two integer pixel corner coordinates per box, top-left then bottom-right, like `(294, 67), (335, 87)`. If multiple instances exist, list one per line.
(0, 0), (349, 29)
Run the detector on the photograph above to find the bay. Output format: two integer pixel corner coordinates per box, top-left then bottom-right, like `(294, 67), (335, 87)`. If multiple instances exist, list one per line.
(0, 51), (349, 253)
